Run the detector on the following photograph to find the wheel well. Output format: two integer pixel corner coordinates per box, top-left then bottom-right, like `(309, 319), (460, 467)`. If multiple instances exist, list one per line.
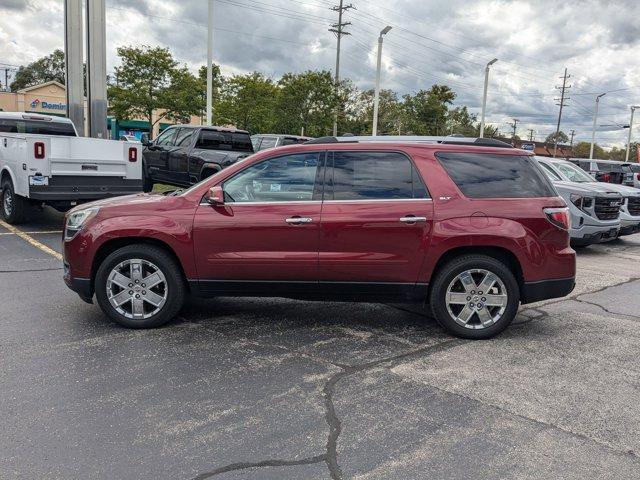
(429, 246), (524, 293)
(1, 168), (11, 185)
(91, 237), (189, 292)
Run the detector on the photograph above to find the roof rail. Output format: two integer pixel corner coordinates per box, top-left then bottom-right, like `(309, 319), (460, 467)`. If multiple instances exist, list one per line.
(304, 135), (512, 148)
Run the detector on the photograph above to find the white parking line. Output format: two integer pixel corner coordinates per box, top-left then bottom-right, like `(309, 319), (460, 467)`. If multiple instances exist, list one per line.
(0, 230), (62, 236)
(0, 220), (63, 261)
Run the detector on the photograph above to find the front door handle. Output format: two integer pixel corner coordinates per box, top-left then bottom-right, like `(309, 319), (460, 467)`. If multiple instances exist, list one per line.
(399, 216), (427, 223)
(285, 216), (313, 224)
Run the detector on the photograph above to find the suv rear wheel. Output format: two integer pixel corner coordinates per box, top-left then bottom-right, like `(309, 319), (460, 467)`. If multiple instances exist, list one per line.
(430, 255), (520, 339)
(1, 178), (28, 224)
(95, 244), (186, 328)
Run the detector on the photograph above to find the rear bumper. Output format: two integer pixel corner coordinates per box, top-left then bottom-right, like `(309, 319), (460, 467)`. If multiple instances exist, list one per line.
(29, 175), (142, 201)
(521, 277), (575, 304)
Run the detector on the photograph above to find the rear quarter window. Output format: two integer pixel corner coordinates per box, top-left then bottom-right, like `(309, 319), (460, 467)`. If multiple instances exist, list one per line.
(436, 152), (556, 198)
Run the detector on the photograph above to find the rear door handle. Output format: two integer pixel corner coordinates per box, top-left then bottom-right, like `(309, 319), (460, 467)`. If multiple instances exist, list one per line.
(399, 216), (427, 223)
(285, 216), (313, 224)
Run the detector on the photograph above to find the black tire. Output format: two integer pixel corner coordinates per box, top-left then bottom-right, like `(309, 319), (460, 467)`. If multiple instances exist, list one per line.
(429, 255), (520, 340)
(95, 244), (186, 328)
(1, 178), (28, 224)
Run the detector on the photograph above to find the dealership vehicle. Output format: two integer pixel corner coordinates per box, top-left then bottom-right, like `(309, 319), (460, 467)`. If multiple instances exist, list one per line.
(142, 125), (253, 191)
(623, 162), (640, 188)
(538, 157), (640, 237)
(64, 136), (575, 340)
(571, 158), (629, 184)
(251, 134), (313, 152)
(0, 112), (142, 223)
(536, 157), (624, 244)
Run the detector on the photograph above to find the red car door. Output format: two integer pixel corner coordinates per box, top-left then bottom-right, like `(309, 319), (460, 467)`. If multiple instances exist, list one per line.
(319, 150), (433, 296)
(192, 151), (324, 295)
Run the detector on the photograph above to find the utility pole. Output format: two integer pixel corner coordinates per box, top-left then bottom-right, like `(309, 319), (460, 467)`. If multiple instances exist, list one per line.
(553, 68), (571, 157)
(372, 26), (392, 136)
(85, 0), (108, 138)
(625, 106), (640, 162)
(329, 0), (353, 137)
(569, 129), (576, 148)
(527, 129), (534, 141)
(590, 93), (606, 159)
(65, 0), (84, 135)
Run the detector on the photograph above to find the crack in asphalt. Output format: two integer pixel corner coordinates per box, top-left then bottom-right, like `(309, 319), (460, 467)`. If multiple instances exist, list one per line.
(193, 339), (465, 479)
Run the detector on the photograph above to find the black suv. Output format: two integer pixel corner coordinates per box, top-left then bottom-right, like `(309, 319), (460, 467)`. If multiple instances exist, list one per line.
(142, 125), (253, 191)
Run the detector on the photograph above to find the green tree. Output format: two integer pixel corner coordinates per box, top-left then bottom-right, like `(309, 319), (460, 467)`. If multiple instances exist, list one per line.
(274, 70), (337, 137)
(215, 72), (278, 133)
(446, 106), (477, 136)
(545, 131), (569, 145)
(108, 46), (202, 137)
(573, 141), (604, 158)
(10, 49), (65, 91)
(402, 85), (456, 135)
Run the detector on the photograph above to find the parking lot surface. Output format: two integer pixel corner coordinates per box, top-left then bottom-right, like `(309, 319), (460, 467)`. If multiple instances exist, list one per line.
(2, 207), (640, 479)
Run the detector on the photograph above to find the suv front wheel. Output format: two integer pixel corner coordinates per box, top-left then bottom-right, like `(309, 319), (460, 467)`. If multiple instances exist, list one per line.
(95, 244), (186, 328)
(430, 255), (520, 339)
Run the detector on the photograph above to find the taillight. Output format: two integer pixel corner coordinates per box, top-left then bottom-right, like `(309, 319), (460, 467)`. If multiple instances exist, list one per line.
(602, 173), (611, 183)
(544, 207), (570, 230)
(128, 147), (137, 162)
(34, 142), (45, 159)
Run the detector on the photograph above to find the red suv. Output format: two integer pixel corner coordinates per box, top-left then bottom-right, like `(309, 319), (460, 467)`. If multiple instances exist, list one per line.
(63, 137), (575, 339)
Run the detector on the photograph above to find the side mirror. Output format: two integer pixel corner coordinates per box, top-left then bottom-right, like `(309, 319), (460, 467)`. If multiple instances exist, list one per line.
(140, 133), (151, 146)
(207, 185), (224, 205)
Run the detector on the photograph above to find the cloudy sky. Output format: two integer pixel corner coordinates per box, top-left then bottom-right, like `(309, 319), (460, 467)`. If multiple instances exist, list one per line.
(1, 0), (639, 147)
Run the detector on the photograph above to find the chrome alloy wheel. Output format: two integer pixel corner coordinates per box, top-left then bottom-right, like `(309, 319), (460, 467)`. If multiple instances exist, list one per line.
(106, 259), (168, 320)
(445, 269), (508, 329)
(3, 188), (13, 217)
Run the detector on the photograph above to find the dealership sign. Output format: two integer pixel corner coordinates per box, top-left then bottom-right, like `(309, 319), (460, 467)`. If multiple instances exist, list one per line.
(30, 99), (66, 111)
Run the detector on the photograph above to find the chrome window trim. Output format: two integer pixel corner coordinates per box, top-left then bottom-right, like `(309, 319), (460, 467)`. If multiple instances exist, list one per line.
(198, 198), (433, 206)
(322, 198), (433, 204)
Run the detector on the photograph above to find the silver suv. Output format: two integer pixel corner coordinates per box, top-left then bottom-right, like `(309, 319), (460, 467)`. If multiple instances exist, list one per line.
(536, 157), (624, 246)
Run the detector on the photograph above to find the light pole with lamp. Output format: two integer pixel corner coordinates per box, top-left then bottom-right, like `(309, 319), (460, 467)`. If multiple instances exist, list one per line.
(479, 58), (498, 138)
(589, 93), (606, 159)
(625, 105), (640, 162)
(372, 25), (392, 136)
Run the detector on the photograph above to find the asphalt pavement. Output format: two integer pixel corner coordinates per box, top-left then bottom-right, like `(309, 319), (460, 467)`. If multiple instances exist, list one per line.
(1, 207), (640, 479)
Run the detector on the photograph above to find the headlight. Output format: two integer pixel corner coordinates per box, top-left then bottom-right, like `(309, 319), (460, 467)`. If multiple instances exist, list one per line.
(570, 194), (593, 211)
(65, 207), (100, 241)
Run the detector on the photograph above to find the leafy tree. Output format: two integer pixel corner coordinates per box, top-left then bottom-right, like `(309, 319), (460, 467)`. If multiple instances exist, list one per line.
(215, 72), (278, 132)
(10, 49), (65, 91)
(446, 106), (477, 136)
(108, 46), (202, 137)
(402, 85), (456, 135)
(274, 70), (337, 137)
(573, 141), (604, 158)
(545, 131), (569, 145)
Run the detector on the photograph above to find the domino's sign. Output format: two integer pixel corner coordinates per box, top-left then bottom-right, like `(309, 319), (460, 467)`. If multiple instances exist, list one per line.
(30, 98), (66, 111)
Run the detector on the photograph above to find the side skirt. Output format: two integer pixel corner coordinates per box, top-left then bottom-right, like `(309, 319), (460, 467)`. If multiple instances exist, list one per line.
(188, 280), (429, 303)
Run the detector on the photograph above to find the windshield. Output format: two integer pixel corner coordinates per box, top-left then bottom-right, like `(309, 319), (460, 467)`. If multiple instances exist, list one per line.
(554, 161), (596, 183)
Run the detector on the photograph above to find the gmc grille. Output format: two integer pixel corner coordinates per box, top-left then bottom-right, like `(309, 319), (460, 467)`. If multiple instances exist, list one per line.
(628, 197), (640, 216)
(594, 197), (621, 220)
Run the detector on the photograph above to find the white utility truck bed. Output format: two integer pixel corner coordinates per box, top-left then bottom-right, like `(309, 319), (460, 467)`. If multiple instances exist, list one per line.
(0, 112), (142, 223)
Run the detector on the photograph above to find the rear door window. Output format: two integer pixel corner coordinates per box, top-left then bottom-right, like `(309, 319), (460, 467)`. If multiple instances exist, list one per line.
(328, 151), (429, 200)
(0, 118), (76, 136)
(174, 128), (196, 147)
(436, 152), (555, 198)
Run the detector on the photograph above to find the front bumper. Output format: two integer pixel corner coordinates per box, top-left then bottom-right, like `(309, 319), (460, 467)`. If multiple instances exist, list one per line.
(570, 223), (619, 246)
(521, 277), (575, 304)
(63, 261), (93, 303)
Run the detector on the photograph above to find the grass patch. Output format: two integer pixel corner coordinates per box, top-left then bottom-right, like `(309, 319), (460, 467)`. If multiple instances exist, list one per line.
(152, 183), (178, 194)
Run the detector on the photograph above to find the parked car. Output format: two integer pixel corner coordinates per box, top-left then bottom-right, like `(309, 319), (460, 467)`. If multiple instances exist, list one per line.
(570, 158), (628, 184)
(63, 136), (575, 340)
(141, 125), (253, 191)
(536, 157), (623, 247)
(251, 134), (313, 152)
(538, 157), (640, 237)
(623, 162), (640, 188)
(0, 112), (142, 223)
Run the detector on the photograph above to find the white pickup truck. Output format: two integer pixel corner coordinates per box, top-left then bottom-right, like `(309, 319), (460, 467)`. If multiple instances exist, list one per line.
(0, 112), (142, 223)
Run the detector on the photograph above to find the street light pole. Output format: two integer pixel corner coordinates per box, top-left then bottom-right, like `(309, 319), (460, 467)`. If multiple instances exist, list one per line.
(625, 105), (639, 162)
(206, 0), (214, 126)
(479, 58), (498, 138)
(372, 25), (392, 136)
(589, 93), (606, 159)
